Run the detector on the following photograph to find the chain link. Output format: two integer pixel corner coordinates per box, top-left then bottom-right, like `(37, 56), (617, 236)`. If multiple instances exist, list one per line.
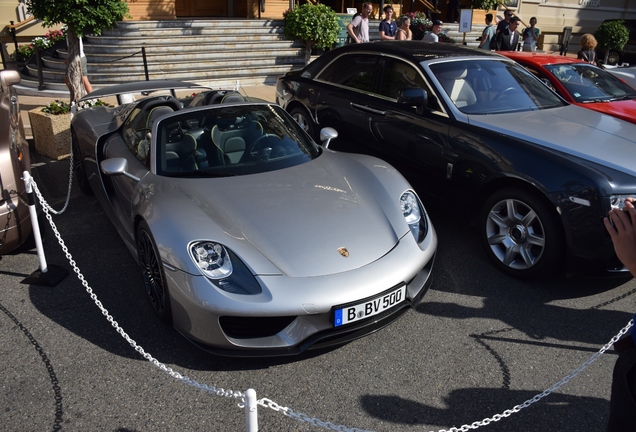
(256, 321), (633, 432)
(31, 178), (245, 403)
(28, 174), (635, 432)
(31, 128), (74, 215)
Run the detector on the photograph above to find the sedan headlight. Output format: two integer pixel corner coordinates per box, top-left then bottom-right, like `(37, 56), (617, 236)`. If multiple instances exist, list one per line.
(401, 191), (428, 243)
(188, 241), (261, 295)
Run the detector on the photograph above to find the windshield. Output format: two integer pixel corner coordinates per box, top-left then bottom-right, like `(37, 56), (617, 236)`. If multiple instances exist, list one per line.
(155, 104), (320, 177)
(429, 59), (566, 114)
(544, 64), (636, 103)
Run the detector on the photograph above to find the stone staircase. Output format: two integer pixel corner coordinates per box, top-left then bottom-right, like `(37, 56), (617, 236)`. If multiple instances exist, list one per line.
(16, 19), (486, 96)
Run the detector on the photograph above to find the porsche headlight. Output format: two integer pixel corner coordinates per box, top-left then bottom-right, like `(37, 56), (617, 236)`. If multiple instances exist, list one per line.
(401, 191), (427, 243)
(188, 241), (261, 295)
(190, 242), (232, 278)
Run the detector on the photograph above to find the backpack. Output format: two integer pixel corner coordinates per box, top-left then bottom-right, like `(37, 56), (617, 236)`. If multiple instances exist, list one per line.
(346, 12), (362, 44)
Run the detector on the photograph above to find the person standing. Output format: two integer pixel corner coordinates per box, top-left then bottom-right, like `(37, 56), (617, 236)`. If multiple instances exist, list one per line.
(446, 0), (459, 23)
(494, 16), (520, 51)
(423, 20), (443, 43)
(490, 10), (513, 50)
(603, 201), (636, 431)
(478, 13), (495, 50)
(347, 2), (372, 44)
(578, 33), (599, 65)
(396, 16), (413, 40)
(379, 5), (398, 40)
(522, 17), (540, 52)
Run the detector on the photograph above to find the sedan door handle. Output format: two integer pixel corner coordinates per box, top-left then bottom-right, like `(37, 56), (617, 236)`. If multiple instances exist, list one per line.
(350, 102), (386, 116)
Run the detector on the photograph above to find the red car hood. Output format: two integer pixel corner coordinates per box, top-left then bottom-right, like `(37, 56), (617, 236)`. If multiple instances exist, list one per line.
(575, 99), (636, 125)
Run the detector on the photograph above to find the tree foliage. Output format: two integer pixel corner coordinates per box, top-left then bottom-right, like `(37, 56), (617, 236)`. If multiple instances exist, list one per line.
(27, 0), (129, 102)
(594, 20), (629, 51)
(283, 3), (339, 65)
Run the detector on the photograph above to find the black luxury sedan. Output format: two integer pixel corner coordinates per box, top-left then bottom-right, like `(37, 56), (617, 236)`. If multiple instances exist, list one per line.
(276, 41), (636, 279)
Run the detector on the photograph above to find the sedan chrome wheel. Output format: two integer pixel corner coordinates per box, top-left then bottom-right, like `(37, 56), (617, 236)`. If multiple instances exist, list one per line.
(289, 106), (316, 139)
(136, 222), (172, 323)
(480, 189), (563, 278)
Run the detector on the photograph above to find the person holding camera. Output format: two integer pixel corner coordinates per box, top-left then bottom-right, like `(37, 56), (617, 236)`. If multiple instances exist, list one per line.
(603, 201), (636, 431)
(478, 13), (495, 50)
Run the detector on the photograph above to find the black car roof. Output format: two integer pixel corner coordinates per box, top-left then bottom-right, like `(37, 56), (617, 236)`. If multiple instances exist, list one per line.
(336, 41), (498, 60)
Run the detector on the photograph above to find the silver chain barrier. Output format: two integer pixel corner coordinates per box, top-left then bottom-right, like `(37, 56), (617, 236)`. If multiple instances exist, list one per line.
(33, 116), (75, 215)
(29, 174), (634, 431)
(30, 178), (245, 403)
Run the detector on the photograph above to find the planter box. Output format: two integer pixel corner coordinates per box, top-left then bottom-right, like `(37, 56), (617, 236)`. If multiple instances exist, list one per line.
(28, 108), (71, 160)
(472, 9), (497, 24)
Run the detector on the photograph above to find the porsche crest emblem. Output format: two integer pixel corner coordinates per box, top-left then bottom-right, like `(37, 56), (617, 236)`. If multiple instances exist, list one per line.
(337, 247), (349, 257)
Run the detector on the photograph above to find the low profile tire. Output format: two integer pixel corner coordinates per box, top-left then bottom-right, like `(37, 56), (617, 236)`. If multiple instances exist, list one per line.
(136, 221), (172, 324)
(289, 106), (316, 140)
(72, 130), (92, 195)
(479, 188), (563, 279)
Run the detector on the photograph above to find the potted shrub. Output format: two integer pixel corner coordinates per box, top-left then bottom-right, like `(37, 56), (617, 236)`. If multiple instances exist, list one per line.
(471, 0), (499, 24)
(595, 20), (630, 65)
(283, 3), (340, 65)
(28, 100), (72, 160)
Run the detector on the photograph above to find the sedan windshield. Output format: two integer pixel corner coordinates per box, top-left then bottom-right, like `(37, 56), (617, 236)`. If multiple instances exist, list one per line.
(429, 59), (566, 114)
(544, 63), (636, 103)
(154, 104), (320, 177)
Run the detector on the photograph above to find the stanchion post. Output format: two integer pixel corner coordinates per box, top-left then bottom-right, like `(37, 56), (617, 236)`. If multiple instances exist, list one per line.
(245, 388), (258, 432)
(20, 171), (68, 287)
(22, 171), (47, 272)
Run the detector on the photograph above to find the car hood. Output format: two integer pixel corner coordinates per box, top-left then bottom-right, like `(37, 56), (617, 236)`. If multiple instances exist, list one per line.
(467, 105), (636, 177)
(152, 152), (408, 278)
(575, 100), (636, 125)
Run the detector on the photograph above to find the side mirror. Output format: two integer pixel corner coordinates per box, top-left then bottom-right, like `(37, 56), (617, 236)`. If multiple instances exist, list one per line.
(319, 127), (338, 149)
(0, 70), (21, 93)
(397, 88), (428, 115)
(100, 158), (141, 182)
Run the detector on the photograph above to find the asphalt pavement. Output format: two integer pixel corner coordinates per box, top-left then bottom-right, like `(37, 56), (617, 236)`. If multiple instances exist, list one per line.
(2, 83), (636, 432)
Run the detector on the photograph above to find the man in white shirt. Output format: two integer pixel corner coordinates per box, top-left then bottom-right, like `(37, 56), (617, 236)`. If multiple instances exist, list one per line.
(422, 20), (443, 43)
(347, 2), (372, 43)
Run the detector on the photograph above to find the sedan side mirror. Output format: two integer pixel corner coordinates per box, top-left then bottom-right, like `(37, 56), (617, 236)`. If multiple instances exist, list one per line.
(319, 127), (338, 149)
(397, 88), (429, 115)
(101, 158), (141, 182)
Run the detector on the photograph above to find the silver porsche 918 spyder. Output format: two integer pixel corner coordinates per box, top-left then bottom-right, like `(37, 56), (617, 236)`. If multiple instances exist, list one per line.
(71, 81), (437, 356)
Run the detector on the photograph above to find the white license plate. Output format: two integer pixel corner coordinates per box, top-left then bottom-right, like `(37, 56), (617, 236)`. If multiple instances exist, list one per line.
(334, 286), (406, 327)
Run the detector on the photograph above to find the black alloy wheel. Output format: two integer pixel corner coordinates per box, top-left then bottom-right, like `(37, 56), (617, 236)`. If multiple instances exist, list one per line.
(289, 106), (316, 140)
(71, 130), (92, 195)
(136, 221), (172, 324)
(479, 188), (563, 278)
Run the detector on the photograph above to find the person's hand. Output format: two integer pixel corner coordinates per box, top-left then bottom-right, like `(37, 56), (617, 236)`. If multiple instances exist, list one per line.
(603, 198), (636, 275)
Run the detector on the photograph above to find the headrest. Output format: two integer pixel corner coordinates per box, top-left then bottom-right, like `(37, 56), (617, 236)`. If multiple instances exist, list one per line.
(221, 92), (246, 104)
(436, 67), (468, 80)
(147, 106), (174, 127)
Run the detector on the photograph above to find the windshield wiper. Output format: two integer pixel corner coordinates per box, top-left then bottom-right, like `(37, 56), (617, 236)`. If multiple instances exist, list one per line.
(608, 95), (636, 102)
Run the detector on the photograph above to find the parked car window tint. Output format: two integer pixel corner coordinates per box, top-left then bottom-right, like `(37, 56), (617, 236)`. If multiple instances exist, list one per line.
(545, 64), (636, 103)
(429, 60), (565, 114)
(316, 54), (378, 92)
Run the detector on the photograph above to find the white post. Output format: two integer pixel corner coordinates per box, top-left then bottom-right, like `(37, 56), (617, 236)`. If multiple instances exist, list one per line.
(22, 171), (48, 273)
(245, 388), (258, 432)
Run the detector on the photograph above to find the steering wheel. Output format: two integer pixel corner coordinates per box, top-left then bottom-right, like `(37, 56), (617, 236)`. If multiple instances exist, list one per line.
(245, 134), (278, 161)
(493, 87), (519, 101)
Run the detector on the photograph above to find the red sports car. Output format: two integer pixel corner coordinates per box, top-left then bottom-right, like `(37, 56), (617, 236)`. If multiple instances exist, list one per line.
(499, 51), (636, 124)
